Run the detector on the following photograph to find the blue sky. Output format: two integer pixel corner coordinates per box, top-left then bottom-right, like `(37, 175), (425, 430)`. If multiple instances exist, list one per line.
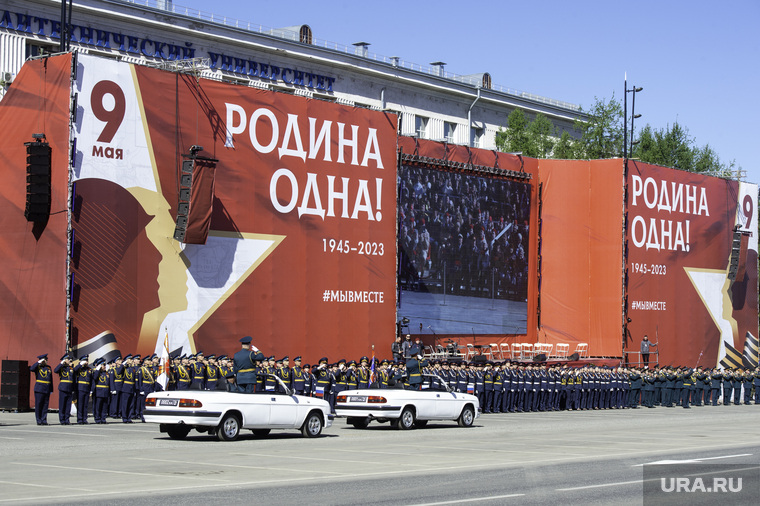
(174, 0), (759, 184)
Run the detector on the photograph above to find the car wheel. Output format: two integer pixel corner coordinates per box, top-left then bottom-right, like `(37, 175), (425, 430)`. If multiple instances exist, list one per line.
(398, 407), (415, 430)
(414, 419), (428, 428)
(301, 411), (323, 438)
(458, 405), (475, 427)
(216, 413), (241, 441)
(349, 417), (369, 429)
(252, 429), (271, 437)
(167, 424), (191, 440)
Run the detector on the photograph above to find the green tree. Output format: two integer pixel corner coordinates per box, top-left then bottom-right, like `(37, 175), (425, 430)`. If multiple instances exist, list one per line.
(574, 94), (624, 159)
(528, 112), (555, 158)
(496, 108), (532, 155)
(552, 130), (578, 159)
(496, 109), (559, 158)
(632, 122), (735, 177)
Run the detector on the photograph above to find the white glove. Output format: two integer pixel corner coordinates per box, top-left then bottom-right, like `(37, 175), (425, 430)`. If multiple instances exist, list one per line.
(251, 345), (260, 353)
(38, 359), (43, 364)
(111, 391), (117, 395)
(417, 355), (423, 360)
(140, 391), (145, 395)
(339, 364), (345, 370)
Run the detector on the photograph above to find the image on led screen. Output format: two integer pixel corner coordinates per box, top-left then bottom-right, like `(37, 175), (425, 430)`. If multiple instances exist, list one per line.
(397, 164), (530, 336)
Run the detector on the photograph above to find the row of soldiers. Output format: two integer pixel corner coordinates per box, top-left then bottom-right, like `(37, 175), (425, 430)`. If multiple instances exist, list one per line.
(30, 350), (760, 425)
(30, 352), (166, 425)
(423, 361), (760, 412)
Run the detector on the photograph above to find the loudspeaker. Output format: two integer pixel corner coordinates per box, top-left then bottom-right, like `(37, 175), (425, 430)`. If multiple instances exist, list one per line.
(1, 360), (30, 411)
(173, 151), (217, 244)
(24, 140), (51, 222)
(533, 353), (547, 362)
(173, 159), (194, 242)
(470, 355), (487, 365)
(568, 352), (579, 361)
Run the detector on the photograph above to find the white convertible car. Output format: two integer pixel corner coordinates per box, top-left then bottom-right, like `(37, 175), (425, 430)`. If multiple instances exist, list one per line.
(144, 375), (333, 441)
(335, 374), (479, 429)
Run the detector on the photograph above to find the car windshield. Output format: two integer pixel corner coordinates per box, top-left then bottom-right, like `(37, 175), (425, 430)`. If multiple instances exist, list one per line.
(416, 374), (450, 392)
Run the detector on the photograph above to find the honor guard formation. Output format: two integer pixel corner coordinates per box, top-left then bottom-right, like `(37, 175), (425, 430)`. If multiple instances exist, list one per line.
(29, 336), (760, 424)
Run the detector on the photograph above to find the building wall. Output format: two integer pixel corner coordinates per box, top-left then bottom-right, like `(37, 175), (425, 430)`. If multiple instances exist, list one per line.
(1, 0), (583, 147)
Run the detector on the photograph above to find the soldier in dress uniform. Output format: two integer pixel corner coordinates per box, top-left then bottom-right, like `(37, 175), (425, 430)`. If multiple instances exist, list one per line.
(709, 368), (722, 405)
(302, 364), (314, 395)
(357, 357), (370, 389)
(262, 356), (278, 392)
(700, 367), (711, 406)
(733, 368), (746, 405)
(54, 353), (74, 425)
(233, 336), (265, 393)
(74, 355), (93, 424)
(482, 363), (494, 413)
(136, 356), (155, 421)
(176, 355), (192, 390)
(189, 352), (206, 390)
(723, 368), (735, 405)
(345, 360), (358, 390)
(108, 356), (123, 417)
(291, 356), (306, 395)
(92, 358), (111, 423)
(377, 360), (391, 389)
(406, 338), (426, 390)
(276, 356), (292, 392)
(120, 355), (137, 422)
(314, 357), (331, 401)
(30, 354), (53, 425)
(204, 355), (219, 391)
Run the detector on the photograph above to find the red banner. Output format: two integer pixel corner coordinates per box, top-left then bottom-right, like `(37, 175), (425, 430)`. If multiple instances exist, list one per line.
(625, 162), (758, 368)
(69, 54), (398, 363)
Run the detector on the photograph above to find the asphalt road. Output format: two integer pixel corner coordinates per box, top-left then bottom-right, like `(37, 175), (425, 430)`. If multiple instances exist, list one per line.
(1, 405), (759, 505)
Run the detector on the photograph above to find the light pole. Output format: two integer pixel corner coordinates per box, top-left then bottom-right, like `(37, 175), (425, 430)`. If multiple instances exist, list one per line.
(623, 74), (643, 160)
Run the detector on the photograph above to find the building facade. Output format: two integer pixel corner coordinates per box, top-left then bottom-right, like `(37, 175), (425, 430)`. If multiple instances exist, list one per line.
(1, 0), (583, 149)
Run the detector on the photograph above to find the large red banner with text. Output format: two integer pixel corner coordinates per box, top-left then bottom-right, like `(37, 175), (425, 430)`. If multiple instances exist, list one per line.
(70, 54), (398, 363)
(625, 162), (758, 368)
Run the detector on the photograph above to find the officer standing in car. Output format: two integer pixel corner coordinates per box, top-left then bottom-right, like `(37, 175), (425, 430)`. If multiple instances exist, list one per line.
(234, 336), (265, 393)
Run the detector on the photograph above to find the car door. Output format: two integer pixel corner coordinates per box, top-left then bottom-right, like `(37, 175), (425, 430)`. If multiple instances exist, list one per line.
(237, 394), (271, 428)
(434, 391), (462, 418)
(267, 393), (299, 427)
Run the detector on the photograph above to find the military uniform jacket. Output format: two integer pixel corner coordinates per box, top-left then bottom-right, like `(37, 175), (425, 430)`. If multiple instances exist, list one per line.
(138, 366), (155, 393)
(120, 366), (136, 393)
(93, 369), (110, 397)
(292, 366), (306, 391)
(54, 364), (74, 393)
(276, 366), (292, 389)
(30, 362), (54, 394)
(109, 366), (124, 392)
(232, 349), (265, 385)
(74, 364), (93, 392)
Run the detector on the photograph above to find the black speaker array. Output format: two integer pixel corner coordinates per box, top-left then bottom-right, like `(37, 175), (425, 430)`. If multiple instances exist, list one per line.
(173, 159), (194, 242)
(1, 360), (30, 411)
(24, 140), (52, 222)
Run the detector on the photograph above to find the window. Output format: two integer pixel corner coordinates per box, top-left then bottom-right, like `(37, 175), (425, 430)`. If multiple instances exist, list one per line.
(25, 41), (56, 59)
(415, 116), (429, 138)
(444, 122), (457, 143)
(473, 127), (484, 148)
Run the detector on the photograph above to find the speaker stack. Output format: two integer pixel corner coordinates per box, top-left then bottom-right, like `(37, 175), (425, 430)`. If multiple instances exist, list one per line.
(24, 137), (51, 222)
(1, 360), (30, 411)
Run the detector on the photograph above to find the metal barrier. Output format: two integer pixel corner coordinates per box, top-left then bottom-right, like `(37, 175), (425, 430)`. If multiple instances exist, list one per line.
(624, 350), (659, 368)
